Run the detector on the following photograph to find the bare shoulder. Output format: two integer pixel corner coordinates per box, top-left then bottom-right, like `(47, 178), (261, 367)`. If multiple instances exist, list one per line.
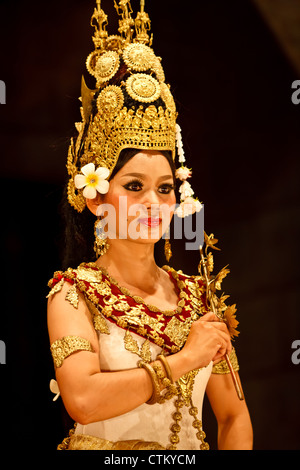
(47, 281), (97, 347)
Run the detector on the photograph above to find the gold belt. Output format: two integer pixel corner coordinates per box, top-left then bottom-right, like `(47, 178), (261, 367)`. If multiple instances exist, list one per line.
(60, 433), (165, 450)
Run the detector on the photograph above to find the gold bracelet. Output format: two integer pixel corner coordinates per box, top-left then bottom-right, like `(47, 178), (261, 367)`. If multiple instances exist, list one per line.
(157, 354), (174, 383)
(138, 360), (177, 405)
(152, 362), (177, 404)
(138, 361), (161, 405)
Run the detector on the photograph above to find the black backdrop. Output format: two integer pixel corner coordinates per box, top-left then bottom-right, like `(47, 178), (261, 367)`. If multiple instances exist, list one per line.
(0, 0), (299, 452)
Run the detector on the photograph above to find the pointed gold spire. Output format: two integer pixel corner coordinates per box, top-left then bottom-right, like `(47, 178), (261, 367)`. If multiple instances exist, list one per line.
(135, 0), (152, 45)
(91, 0), (108, 51)
(114, 0), (135, 43)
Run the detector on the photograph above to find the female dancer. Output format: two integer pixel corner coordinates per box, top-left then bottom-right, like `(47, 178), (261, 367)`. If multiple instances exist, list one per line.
(47, 0), (253, 450)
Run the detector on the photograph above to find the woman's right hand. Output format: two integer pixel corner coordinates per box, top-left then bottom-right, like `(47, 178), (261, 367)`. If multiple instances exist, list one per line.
(169, 312), (232, 379)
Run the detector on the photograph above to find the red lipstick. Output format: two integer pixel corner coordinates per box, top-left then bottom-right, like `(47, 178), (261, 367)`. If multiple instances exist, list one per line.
(139, 217), (162, 227)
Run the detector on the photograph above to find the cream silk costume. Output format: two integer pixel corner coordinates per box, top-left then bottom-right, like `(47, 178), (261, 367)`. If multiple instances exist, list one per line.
(48, 263), (239, 450)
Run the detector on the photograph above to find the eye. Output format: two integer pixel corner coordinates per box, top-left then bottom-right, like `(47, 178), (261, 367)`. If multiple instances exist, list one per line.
(123, 179), (143, 191)
(158, 183), (176, 194)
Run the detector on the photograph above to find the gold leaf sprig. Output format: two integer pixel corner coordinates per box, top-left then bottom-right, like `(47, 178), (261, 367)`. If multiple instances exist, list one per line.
(198, 232), (239, 339)
(223, 304), (239, 339)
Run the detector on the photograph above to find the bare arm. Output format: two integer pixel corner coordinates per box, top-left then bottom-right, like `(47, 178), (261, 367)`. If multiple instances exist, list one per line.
(48, 283), (157, 424)
(206, 371), (253, 450)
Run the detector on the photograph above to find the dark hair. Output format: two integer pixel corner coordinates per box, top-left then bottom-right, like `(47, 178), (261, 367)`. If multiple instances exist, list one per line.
(59, 148), (176, 270)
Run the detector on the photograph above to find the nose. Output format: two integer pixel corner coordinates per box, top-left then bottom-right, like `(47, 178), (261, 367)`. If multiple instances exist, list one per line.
(142, 189), (161, 210)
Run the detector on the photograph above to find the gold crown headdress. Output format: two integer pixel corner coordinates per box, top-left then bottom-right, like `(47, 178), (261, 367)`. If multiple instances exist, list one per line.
(67, 0), (200, 216)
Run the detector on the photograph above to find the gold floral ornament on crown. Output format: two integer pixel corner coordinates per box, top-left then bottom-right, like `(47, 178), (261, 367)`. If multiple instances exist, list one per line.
(67, 0), (178, 213)
(96, 85), (124, 116)
(93, 51), (121, 86)
(123, 43), (155, 71)
(126, 73), (161, 103)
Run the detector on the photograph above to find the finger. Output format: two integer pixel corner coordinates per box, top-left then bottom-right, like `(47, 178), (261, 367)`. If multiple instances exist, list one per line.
(218, 329), (232, 353)
(199, 311), (218, 322)
(210, 328), (232, 355)
(209, 321), (230, 335)
(213, 340), (230, 360)
(199, 316), (230, 336)
(213, 351), (226, 362)
(213, 340), (233, 362)
(216, 328), (232, 354)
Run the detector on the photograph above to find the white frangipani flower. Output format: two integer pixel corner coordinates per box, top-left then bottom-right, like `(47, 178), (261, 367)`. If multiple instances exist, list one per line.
(49, 379), (60, 402)
(175, 197), (203, 218)
(175, 166), (192, 181)
(74, 163), (110, 199)
(179, 180), (194, 199)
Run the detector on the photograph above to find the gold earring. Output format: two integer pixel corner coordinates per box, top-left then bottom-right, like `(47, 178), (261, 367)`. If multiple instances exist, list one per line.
(164, 227), (172, 262)
(94, 218), (109, 257)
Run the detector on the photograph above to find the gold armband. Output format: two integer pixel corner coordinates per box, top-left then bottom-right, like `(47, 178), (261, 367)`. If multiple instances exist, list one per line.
(50, 335), (94, 368)
(212, 348), (239, 375)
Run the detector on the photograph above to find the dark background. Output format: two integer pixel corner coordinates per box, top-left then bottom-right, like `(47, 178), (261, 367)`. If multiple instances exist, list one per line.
(0, 0), (299, 451)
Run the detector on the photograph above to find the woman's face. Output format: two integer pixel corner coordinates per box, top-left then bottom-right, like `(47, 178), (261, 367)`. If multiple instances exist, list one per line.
(99, 150), (176, 244)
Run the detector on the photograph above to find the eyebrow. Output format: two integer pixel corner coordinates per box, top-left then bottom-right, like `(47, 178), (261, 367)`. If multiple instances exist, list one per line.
(121, 172), (173, 181)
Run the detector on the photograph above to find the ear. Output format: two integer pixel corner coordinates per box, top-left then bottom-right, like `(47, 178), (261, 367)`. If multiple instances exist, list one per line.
(85, 194), (102, 216)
